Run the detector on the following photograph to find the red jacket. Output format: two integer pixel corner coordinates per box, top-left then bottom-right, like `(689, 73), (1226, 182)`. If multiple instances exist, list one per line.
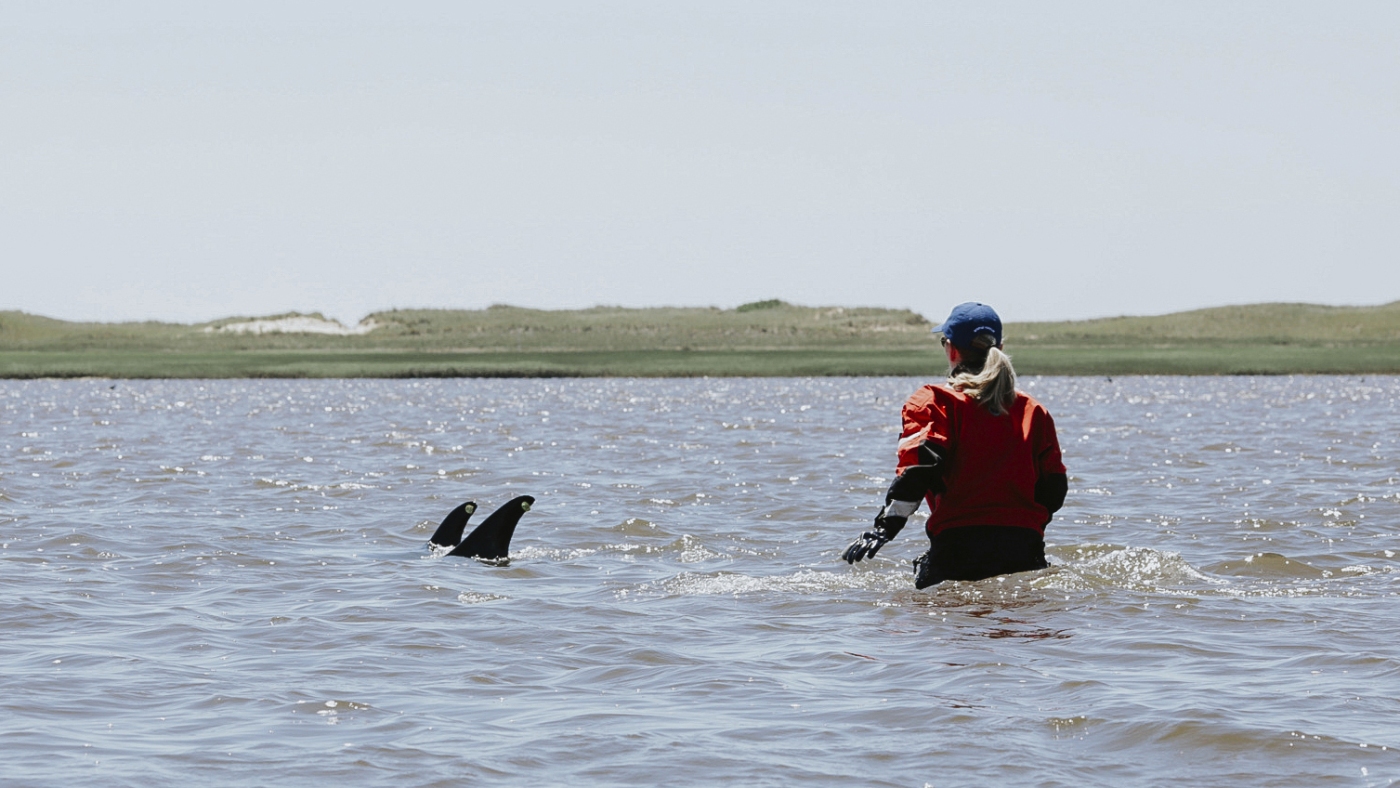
(897, 385), (1065, 536)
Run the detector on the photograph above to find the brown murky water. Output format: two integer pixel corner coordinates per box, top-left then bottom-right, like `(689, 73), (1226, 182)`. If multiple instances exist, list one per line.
(3, 376), (1398, 786)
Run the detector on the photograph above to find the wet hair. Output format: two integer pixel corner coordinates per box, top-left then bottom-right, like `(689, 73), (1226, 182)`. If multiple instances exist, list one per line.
(948, 333), (1017, 415)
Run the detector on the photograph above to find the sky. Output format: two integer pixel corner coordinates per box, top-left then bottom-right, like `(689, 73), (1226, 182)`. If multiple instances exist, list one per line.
(2, 1), (1398, 325)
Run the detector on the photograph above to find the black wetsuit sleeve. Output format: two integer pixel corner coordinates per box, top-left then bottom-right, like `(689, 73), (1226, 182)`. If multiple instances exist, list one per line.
(872, 442), (948, 542)
(1034, 473), (1067, 515)
(889, 442), (947, 502)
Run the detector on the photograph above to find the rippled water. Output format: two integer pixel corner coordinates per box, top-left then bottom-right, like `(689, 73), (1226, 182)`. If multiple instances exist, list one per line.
(3, 376), (1399, 787)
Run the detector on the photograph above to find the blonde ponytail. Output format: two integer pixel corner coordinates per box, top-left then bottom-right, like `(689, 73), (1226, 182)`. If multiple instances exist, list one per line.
(947, 334), (1018, 415)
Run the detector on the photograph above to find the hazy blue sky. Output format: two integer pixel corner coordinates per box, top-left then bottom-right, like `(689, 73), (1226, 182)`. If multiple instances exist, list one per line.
(3, 1), (1398, 324)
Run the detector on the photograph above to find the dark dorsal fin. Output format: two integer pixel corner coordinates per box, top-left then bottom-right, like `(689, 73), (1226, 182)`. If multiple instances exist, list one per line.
(428, 501), (477, 549)
(448, 495), (534, 560)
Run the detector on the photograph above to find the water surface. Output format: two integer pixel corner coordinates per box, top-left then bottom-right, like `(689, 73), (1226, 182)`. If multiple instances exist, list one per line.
(3, 377), (1398, 786)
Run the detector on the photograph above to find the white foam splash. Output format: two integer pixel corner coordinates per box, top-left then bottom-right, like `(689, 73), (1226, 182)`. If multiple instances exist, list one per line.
(457, 591), (508, 604)
(1037, 545), (1220, 593)
(511, 545), (600, 561)
(636, 567), (906, 598)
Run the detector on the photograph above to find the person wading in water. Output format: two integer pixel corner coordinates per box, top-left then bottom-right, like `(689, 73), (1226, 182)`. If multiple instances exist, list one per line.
(842, 302), (1067, 588)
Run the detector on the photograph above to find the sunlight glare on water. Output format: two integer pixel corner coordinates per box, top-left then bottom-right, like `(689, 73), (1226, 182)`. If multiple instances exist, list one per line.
(2, 376), (1398, 786)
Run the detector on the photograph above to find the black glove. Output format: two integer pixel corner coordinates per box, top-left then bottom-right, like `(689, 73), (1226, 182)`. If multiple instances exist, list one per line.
(843, 519), (898, 563)
(843, 496), (917, 563)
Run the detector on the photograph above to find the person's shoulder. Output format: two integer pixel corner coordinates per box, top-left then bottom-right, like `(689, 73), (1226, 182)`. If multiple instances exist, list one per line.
(1014, 391), (1055, 418)
(905, 383), (967, 408)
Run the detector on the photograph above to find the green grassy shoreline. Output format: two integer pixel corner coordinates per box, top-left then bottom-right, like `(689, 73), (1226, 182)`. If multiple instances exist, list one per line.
(5, 344), (1400, 379)
(4, 300), (1400, 377)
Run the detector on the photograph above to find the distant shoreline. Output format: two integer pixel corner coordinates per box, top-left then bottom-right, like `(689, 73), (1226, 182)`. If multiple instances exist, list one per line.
(3, 300), (1399, 377)
(4, 345), (1400, 378)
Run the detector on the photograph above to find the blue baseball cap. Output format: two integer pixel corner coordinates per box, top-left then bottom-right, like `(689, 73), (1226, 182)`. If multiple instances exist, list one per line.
(933, 302), (1002, 349)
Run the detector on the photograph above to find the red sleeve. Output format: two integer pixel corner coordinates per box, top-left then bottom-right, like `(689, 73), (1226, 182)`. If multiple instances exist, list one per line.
(896, 386), (953, 474)
(1033, 404), (1066, 476)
